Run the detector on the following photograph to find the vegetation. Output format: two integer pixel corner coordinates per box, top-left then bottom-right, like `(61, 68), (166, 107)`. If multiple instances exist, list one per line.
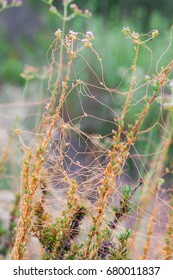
(0, 0), (173, 260)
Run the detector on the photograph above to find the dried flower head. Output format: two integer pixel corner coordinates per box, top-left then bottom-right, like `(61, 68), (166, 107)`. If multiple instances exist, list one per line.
(55, 29), (62, 38)
(69, 30), (78, 36)
(69, 30), (78, 40)
(70, 3), (77, 10)
(85, 31), (95, 40)
(132, 31), (139, 40)
(21, 65), (39, 80)
(144, 75), (151, 81)
(122, 26), (130, 34)
(65, 36), (72, 47)
(70, 3), (81, 14)
(49, 5), (58, 15)
(152, 29), (159, 38)
(82, 38), (92, 47)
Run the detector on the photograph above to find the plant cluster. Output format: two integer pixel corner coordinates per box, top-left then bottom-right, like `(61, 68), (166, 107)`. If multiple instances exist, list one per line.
(0, 0), (173, 260)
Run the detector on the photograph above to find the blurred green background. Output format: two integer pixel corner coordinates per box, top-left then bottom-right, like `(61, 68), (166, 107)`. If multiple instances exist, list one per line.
(0, 0), (172, 85)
